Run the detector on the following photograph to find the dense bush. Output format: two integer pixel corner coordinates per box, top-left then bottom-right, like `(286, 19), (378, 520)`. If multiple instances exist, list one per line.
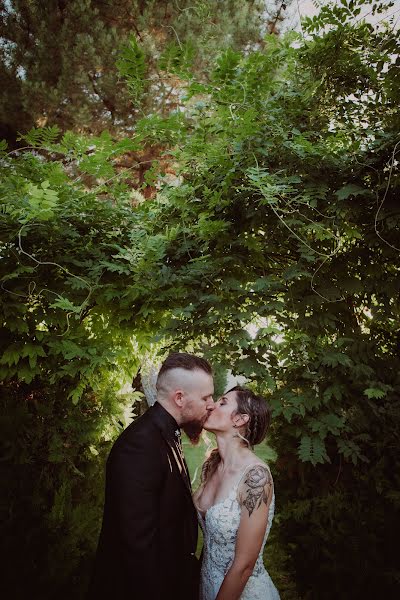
(0, 136), (149, 597)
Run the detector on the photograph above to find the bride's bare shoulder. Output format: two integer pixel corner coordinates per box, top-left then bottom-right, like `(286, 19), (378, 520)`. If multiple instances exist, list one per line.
(242, 452), (271, 472)
(237, 462), (273, 515)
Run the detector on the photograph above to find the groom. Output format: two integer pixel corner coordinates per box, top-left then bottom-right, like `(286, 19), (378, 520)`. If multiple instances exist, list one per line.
(87, 352), (215, 600)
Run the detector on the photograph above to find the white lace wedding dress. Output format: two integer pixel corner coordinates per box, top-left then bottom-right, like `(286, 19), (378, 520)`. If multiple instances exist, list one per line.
(197, 464), (280, 600)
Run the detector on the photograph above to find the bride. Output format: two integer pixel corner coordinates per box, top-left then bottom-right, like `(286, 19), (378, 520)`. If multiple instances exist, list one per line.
(193, 386), (280, 600)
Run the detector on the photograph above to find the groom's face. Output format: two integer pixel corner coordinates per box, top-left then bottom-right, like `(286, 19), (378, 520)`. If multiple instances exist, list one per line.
(180, 370), (215, 444)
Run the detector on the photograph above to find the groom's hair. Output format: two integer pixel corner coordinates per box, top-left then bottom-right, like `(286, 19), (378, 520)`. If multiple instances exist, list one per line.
(157, 352), (212, 385)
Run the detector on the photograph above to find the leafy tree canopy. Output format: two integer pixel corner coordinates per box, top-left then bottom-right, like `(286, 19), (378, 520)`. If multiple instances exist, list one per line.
(0, 0), (279, 143)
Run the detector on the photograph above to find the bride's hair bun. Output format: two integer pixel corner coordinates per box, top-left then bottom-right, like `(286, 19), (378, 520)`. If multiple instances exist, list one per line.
(228, 386), (271, 447)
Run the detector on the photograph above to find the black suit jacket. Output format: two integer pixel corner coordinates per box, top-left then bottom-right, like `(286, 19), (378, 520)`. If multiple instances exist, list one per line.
(87, 402), (199, 600)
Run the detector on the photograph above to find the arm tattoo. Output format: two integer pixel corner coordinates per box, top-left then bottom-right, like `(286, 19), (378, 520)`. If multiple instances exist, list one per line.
(241, 465), (272, 517)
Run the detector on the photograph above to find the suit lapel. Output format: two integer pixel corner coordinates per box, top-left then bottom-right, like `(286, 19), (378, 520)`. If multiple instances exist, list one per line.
(149, 403), (193, 499)
(166, 439), (192, 495)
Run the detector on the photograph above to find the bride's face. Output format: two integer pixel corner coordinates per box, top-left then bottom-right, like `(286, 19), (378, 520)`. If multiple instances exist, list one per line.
(203, 391), (238, 433)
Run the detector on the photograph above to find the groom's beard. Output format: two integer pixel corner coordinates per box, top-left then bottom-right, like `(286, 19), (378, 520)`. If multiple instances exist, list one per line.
(181, 416), (207, 445)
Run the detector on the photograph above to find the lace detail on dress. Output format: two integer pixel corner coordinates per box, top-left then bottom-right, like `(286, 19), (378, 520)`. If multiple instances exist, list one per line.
(197, 464), (280, 600)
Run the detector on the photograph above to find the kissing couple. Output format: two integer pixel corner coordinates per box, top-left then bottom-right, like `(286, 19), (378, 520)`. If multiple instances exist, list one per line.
(88, 352), (280, 600)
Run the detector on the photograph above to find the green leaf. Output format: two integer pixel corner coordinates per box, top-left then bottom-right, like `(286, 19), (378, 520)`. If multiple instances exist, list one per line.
(323, 383), (346, 402)
(298, 435), (312, 462)
(50, 297), (81, 313)
(321, 352), (352, 368)
(363, 387), (386, 399)
(337, 438), (369, 465)
(116, 36), (146, 99)
(159, 41), (195, 76)
(298, 435), (330, 465)
(68, 381), (87, 405)
(19, 125), (60, 148)
(0, 139), (8, 155)
(335, 184), (367, 200)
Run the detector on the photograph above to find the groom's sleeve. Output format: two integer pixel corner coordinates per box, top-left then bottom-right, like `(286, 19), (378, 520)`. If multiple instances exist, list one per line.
(107, 430), (163, 599)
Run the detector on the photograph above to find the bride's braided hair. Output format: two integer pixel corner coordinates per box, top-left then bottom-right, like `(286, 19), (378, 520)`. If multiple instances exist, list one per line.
(231, 385), (271, 447)
(200, 448), (221, 484)
(201, 386), (271, 484)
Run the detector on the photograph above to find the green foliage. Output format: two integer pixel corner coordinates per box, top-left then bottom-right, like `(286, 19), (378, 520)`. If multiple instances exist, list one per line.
(1, 376), (131, 598)
(159, 40), (196, 77)
(298, 435), (330, 465)
(116, 37), (147, 102)
(0, 0), (271, 143)
(213, 364), (228, 398)
(0, 133), (158, 597)
(1, 1), (399, 598)
(115, 2), (399, 595)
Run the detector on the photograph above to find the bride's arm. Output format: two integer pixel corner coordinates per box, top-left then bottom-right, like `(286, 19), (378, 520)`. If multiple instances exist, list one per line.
(215, 465), (273, 600)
